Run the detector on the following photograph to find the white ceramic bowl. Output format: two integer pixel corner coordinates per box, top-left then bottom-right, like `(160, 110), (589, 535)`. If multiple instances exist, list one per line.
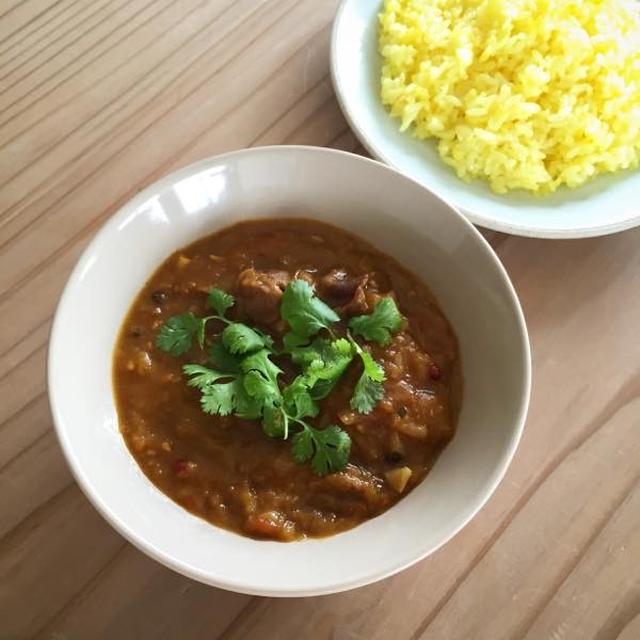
(48, 146), (530, 596)
(331, 0), (640, 239)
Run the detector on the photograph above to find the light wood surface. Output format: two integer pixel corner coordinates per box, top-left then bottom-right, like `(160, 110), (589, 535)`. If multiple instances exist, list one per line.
(1, 1), (639, 638)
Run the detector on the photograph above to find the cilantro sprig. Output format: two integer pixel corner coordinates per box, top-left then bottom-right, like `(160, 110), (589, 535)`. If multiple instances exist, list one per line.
(348, 334), (386, 414)
(155, 280), (404, 475)
(155, 287), (271, 356)
(155, 312), (205, 356)
(345, 297), (402, 412)
(292, 424), (351, 475)
(281, 279), (340, 345)
(182, 345), (351, 472)
(349, 297), (403, 347)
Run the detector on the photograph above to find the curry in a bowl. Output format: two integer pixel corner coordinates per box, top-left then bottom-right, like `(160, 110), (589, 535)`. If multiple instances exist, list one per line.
(113, 218), (462, 541)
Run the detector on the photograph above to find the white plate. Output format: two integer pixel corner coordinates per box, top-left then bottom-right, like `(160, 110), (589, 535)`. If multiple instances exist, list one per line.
(331, 0), (640, 238)
(49, 146), (530, 596)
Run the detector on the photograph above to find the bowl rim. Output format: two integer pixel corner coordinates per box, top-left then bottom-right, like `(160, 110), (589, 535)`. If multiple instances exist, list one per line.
(47, 144), (532, 596)
(330, 0), (640, 240)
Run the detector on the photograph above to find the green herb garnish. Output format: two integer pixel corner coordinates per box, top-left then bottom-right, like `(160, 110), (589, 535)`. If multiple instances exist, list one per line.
(207, 288), (234, 316)
(347, 334), (386, 414)
(349, 297), (403, 347)
(155, 279), (403, 474)
(208, 339), (243, 372)
(292, 424), (351, 476)
(155, 312), (205, 356)
(155, 287), (242, 355)
(281, 279), (340, 340)
(222, 323), (273, 354)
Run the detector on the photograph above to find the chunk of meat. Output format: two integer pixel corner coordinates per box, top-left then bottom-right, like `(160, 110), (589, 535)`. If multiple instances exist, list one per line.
(235, 268), (290, 326)
(319, 268), (370, 316)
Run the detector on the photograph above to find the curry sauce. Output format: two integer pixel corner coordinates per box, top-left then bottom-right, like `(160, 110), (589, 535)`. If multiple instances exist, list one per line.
(113, 219), (462, 541)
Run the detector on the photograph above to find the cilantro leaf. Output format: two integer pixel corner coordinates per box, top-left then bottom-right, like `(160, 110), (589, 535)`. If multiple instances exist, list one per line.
(240, 349), (283, 419)
(291, 337), (354, 381)
(291, 425), (351, 475)
(291, 428), (315, 465)
(308, 338), (353, 380)
(233, 383), (263, 420)
(358, 348), (385, 382)
(288, 337), (340, 369)
(207, 288), (234, 317)
(200, 378), (262, 419)
(196, 345), (284, 430)
(288, 341), (323, 369)
(311, 425), (351, 475)
(309, 378), (336, 401)
(283, 331), (310, 351)
(182, 364), (236, 389)
(348, 335), (386, 413)
(288, 337), (354, 403)
(200, 380), (238, 416)
(349, 297), (403, 347)
(156, 313), (205, 356)
(209, 340), (242, 372)
(222, 323), (272, 354)
(280, 280), (339, 338)
(262, 402), (287, 438)
(283, 375), (319, 420)
(350, 374), (384, 414)
(241, 349), (282, 389)
(243, 370), (281, 402)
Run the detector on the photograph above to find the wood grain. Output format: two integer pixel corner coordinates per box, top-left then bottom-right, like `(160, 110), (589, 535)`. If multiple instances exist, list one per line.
(1, 1), (639, 638)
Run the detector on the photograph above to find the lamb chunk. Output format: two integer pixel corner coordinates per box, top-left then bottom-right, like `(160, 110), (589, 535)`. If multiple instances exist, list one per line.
(319, 269), (366, 305)
(319, 268), (369, 316)
(235, 268), (290, 326)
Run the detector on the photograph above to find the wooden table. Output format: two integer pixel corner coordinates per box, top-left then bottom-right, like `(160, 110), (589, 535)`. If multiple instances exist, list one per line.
(1, 1), (639, 638)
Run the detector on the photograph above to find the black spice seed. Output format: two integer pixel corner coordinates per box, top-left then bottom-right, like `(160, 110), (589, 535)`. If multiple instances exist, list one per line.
(130, 327), (142, 338)
(385, 451), (403, 464)
(396, 406), (407, 417)
(151, 290), (168, 305)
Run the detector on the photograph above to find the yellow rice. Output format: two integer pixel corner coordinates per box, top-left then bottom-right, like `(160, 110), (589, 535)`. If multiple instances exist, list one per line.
(379, 0), (640, 193)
